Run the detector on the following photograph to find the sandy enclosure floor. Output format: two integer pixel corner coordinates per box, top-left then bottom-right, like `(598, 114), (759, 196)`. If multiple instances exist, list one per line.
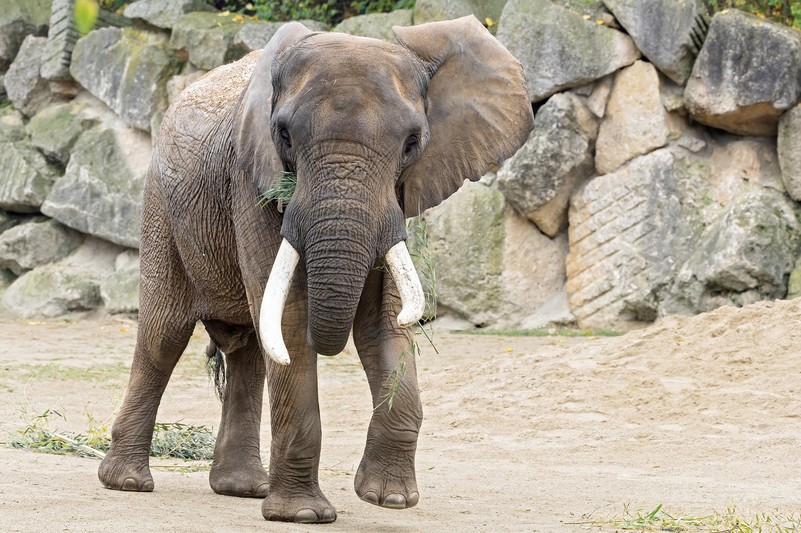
(1, 299), (800, 531)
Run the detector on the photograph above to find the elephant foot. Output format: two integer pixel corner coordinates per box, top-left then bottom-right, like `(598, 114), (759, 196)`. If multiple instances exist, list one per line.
(261, 487), (337, 523)
(98, 450), (154, 492)
(354, 448), (419, 509)
(209, 460), (270, 498)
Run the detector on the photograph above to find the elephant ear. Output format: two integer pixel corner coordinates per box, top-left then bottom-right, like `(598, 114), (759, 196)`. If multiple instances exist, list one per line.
(234, 22), (312, 191)
(393, 16), (534, 217)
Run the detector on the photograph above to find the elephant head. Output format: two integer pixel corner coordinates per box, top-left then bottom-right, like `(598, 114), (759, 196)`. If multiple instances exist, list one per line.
(234, 16), (534, 363)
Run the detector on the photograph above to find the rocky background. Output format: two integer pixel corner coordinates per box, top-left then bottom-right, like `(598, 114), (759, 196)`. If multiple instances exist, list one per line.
(1, 0), (801, 332)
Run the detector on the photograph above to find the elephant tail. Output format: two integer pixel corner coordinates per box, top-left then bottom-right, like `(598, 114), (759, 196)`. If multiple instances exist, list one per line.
(205, 342), (226, 402)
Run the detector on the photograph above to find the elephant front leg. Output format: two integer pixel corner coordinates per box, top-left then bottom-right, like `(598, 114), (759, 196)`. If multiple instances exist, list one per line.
(260, 298), (336, 523)
(353, 268), (423, 509)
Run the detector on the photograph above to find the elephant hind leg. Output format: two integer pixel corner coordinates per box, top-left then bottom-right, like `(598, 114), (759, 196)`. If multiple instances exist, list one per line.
(205, 323), (270, 498)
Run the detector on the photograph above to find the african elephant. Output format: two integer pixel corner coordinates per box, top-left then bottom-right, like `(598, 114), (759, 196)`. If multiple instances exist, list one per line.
(98, 16), (533, 523)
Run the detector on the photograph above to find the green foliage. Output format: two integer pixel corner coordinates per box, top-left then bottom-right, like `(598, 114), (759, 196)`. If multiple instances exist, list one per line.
(219, 0), (415, 26)
(705, 0), (801, 29)
(257, 171), (297, 211)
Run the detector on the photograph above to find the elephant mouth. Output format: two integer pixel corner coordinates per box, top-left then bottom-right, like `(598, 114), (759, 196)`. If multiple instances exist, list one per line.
(258, 238), (424, 365)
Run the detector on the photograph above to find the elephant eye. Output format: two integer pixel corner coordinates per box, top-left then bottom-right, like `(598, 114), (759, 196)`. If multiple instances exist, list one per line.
(279, 128), (292, 149)
(403, 135), (419, 160)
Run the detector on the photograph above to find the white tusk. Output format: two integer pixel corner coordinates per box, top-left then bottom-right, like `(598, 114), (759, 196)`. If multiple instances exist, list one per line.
(259, 239), (300, 365)
(384, 241), (425, 328)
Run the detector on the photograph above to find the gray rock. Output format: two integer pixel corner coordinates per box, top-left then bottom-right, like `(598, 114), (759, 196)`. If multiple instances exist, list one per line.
(170, 11), (251, 70)
(496, 93), (596, 237)
(0, 0), (51, 71)
(0, 218), (83, 275)
(595, 61), (684, 175)
(235, 19), (328, 53)
(787, 257), (801, 299)
(41, 0), (131, 82)
(100, 249), (139, 314)
(414, 0), (507, 26)
(0, 140), (59, 213)
(26, 101), (96, 163)
(423, 181), (570, 328)
(778, 106), (801, 201)
(70, 27), (181, 132)
(41, 127), (150, 248)
(602, 0), (705, 84)
(497, 0), (640, 102)
(333, 10), (412, 41)
(2, 264), (102, 318)
(5, 35), (54, 117)
(124, 0), (216, 29)
(685, 9), (801, 136)
(0, 107), (26, 143)
(674, 189), (801, 309)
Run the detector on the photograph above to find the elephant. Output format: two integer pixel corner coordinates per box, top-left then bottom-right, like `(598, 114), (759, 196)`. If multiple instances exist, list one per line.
(97, 15), (534, 524)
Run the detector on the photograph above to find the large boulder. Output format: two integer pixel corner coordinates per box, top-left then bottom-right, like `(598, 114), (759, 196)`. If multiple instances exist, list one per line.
(0, 218), (83, 275)
(4, 35), (54, 117)
(414, 0), (508, 26)
(235, 19), (328, 53)
(685, 9), (801, 136)
(124, 0), (216, 30)
(100, 249), (140, 314)
(496, 93), (596, 237)
(0, 140), (59, 213)
(170, 11), (251, 70)
(41, 0), (131, 82)
(778, 106), (801, 201)
(595, 60), (684, 175)
(0, 0), (51, 71)
(333, 10), (412, 41)
(41, 126), (150, 248)
(497, 0), (640, 102)
(423, 181), (571, 328)
(26, 101), (97, 163)
(2, 264), (102, 318)
(0, 107), (26, 143)
(602, 0), (705, 84)
(70, 27), (181, 132)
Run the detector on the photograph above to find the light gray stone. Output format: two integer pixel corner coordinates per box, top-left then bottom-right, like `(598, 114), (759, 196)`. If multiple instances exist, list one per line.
(235, 20), (327, 53)
(496, 93), (596, 237)
(333, 10), (412, 41)
(41, 127), (150, 248)
(602, 0), (705, 84)
(778, 106), (801, 201)
(0, 107), (26, 143)
(0, 140), (59, 213)
(0, 218), (83, 275)
(26, 101), (97, 163)
(5, 35), (54, 117)
(70, 27), (181, 131)
(0, 0), (51, 71)
(170, 11), (251, 70)
(124, 0), (215, 29)
(496, 0), (640, 102)
(2, 264), (102, 318)
(414, 0), (507, 26)
(685, 9), (801, 136)
(595, 61), (684, 175)
(100, 249), (139, 314)
(423, 181), (570, 328)
(41, 0), (131, 82)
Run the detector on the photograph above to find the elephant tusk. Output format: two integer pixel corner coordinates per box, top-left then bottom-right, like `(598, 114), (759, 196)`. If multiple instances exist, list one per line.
(385, 241), (425, 328)
(259, 239), (300, 365)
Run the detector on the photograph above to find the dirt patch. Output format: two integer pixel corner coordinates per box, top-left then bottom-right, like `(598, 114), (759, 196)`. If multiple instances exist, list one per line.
(1, 300), (800, 531)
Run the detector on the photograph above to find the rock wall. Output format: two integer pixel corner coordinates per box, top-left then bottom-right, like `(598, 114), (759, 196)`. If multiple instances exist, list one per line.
(1, 0), (801, 331)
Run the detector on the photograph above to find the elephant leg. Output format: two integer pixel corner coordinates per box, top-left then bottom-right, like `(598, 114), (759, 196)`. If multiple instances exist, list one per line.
(207, 327), (270, 498)
(352, 268), (423, 509)
(259, 286), (336, 523)
(98, 291), (194, 492)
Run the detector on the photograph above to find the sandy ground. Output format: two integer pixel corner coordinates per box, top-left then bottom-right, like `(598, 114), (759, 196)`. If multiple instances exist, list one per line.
(1, 299), (800, 532)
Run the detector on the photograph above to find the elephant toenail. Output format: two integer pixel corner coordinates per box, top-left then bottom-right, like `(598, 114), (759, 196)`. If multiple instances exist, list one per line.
(360, 491), (380, 505)
(254, 483), (270, 498)
(406, 492), (419, 507)
(121, 478), (138, 491)
(382, 493), (407, 509)
(141, 479), (154, 492)
(294, 508), (319, 523)
(320, 508), (337, 522)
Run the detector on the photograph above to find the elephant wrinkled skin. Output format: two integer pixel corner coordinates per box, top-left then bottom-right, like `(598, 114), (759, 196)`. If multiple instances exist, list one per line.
(98, 16), (534, 524)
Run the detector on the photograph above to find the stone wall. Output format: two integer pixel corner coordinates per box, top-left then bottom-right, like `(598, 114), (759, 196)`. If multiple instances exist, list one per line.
(1, 0), (800, 331)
